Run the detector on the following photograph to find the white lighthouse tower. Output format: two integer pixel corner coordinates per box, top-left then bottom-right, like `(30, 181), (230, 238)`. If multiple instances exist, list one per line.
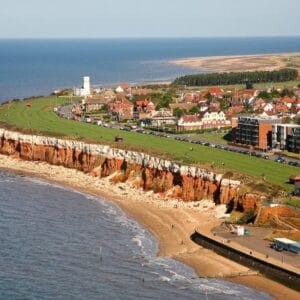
(74, 76), (92, 96)
(83, 76), (91, 96)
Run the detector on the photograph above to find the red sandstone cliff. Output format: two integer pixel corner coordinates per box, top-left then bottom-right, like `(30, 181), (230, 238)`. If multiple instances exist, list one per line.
(0, 130), (264, 212)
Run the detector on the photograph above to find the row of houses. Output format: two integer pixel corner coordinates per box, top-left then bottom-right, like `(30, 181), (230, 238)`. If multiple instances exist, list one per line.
(177, 111), (230, 131)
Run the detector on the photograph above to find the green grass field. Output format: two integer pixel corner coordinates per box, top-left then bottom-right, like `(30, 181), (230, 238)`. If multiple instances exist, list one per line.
(0, 96), (299, 192)
(191, 132), (229, 145)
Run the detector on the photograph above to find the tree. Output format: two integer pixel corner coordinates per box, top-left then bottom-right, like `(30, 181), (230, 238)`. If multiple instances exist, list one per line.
(280, 88), (294, 97)
(220, 98), (230, 110)
(204, 92), (213, 101)
(173, 107), (184, 118)
(189, 106), (199, 115)
(246, 82), (253, 89)
(270, 89), (281, 98)
(173, 69), (298, 87)
(257, 91), (272, 101)
(155, 94), (174, 110)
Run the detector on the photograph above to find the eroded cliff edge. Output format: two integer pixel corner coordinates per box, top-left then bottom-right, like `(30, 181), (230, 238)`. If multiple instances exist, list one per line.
(0, 128), (263, 212)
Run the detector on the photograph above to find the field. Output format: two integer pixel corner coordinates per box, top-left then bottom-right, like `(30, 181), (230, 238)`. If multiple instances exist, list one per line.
(0, 96), (299, 191)
(184, 79), (300, 92)
(191, 132), (229, 145)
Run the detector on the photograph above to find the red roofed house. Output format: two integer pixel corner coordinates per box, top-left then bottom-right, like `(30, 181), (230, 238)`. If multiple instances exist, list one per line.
(274, 103), (289, 114)
(207, 87), (223, 97)
(134, 99), (155, 119)
(108, 96), (134, 120)
(279, 96), (295, 109)
(177, 110), (230, 131)
(177, 115), (202, 131)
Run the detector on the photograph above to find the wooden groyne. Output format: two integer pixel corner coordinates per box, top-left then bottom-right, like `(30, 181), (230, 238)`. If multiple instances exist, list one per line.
(191, 231), (300, 291)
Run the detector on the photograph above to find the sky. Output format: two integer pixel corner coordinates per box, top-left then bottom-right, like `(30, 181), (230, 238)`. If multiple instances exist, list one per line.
(1, 0), (300, 38)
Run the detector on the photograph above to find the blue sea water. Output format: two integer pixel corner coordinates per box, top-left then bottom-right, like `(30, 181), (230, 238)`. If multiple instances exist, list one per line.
(0, 171), (271, 299)
(0, 37), (300, 101)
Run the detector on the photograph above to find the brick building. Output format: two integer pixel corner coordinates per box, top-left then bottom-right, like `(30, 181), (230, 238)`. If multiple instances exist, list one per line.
(232, 116), (279, 150)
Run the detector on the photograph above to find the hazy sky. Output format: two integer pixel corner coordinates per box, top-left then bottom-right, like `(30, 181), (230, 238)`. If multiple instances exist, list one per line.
(1, 0), (300, 38)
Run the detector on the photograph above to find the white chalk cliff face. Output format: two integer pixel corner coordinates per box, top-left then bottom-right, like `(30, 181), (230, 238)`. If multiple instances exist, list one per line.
(0, 128), (240, 186)
(0, 128), (264, 211)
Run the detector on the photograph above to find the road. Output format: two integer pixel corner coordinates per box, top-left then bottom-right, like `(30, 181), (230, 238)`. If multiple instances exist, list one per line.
(54, 103), (300, 166)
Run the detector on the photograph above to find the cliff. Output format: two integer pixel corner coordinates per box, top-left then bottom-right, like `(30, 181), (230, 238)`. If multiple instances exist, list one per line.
(0, 128), (263, 211)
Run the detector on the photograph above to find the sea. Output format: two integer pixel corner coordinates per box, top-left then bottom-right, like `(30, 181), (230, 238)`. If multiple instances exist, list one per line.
(0, 170), (271, 300)
(0, 37), (299, 299)
(1, 37), (300, 102)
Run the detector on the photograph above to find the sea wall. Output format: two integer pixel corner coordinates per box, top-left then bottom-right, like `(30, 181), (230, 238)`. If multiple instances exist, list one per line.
(0, 128), (263, 210)
(191, 231), (300, 291)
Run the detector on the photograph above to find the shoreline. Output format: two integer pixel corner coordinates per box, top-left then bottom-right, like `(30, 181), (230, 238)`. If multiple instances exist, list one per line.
(0, 155), (299, 299)
(169, 52), (300, 73)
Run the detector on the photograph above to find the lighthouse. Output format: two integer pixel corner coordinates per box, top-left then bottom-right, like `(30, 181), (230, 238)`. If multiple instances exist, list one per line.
(83, 76), (91, 96)
(73, 76), (92, 96)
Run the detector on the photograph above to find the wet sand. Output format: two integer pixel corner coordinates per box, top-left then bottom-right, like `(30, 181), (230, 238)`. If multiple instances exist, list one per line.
(0, 154), (299, 300)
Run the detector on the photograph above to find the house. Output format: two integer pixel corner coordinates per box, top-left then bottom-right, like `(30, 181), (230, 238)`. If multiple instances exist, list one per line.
(177, 115), (202, 131)
(253, 98), (267, 112)
(226, 105), (244, 118)
(115, 86), (124, 93)
(144, 109), (177, 127)
(279, 96), (295, 109)
(200, 110), (231, 129)
(134, 99), (155, 119)
(262, 103), (274, 112)
(108, 96), (134, 120)
(209, 99), (221, 111)
(116, 83), (131, 94)
(206, 87), (223, 97)
(274, 103), (289, 114)
(102, 90), (116, 101)
(83, 95), (110, 113)
(177, 110), (230, 131)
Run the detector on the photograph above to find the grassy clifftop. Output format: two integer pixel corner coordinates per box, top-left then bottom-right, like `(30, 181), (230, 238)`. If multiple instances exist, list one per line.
(0, 96), (298, 191)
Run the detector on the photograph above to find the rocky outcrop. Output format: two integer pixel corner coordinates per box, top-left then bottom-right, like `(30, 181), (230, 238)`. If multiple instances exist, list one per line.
(0, 128), (263, 211)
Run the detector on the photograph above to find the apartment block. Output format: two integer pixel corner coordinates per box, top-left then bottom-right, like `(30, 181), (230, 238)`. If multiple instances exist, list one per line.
(232, 116), (279, 150)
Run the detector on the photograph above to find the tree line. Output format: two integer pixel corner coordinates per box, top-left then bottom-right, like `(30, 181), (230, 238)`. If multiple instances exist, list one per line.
(173, 68), (298, 86)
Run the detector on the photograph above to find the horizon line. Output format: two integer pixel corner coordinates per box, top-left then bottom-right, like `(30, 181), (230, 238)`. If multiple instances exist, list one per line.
(1, 35), (300, 40)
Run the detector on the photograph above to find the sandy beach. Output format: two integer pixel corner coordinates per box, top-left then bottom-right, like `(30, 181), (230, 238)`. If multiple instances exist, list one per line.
(0, 154), (299, 299)
(170, 52), (300, 73)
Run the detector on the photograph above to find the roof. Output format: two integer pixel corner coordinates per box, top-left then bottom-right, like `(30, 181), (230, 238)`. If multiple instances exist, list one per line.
(119, 83), (130, 90)
(281, 96), (295, 104)
(274, 238), (299, 245)
(207, 87), (223, 94)
(238, 89), (257, 97)
(181, 115), (200, 123)
(136, 99), (149, 106)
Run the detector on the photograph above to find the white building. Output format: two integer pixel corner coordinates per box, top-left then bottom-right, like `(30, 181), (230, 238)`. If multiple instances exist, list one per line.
(177, 111), (231, 131)
(74, 76), (92, 96)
